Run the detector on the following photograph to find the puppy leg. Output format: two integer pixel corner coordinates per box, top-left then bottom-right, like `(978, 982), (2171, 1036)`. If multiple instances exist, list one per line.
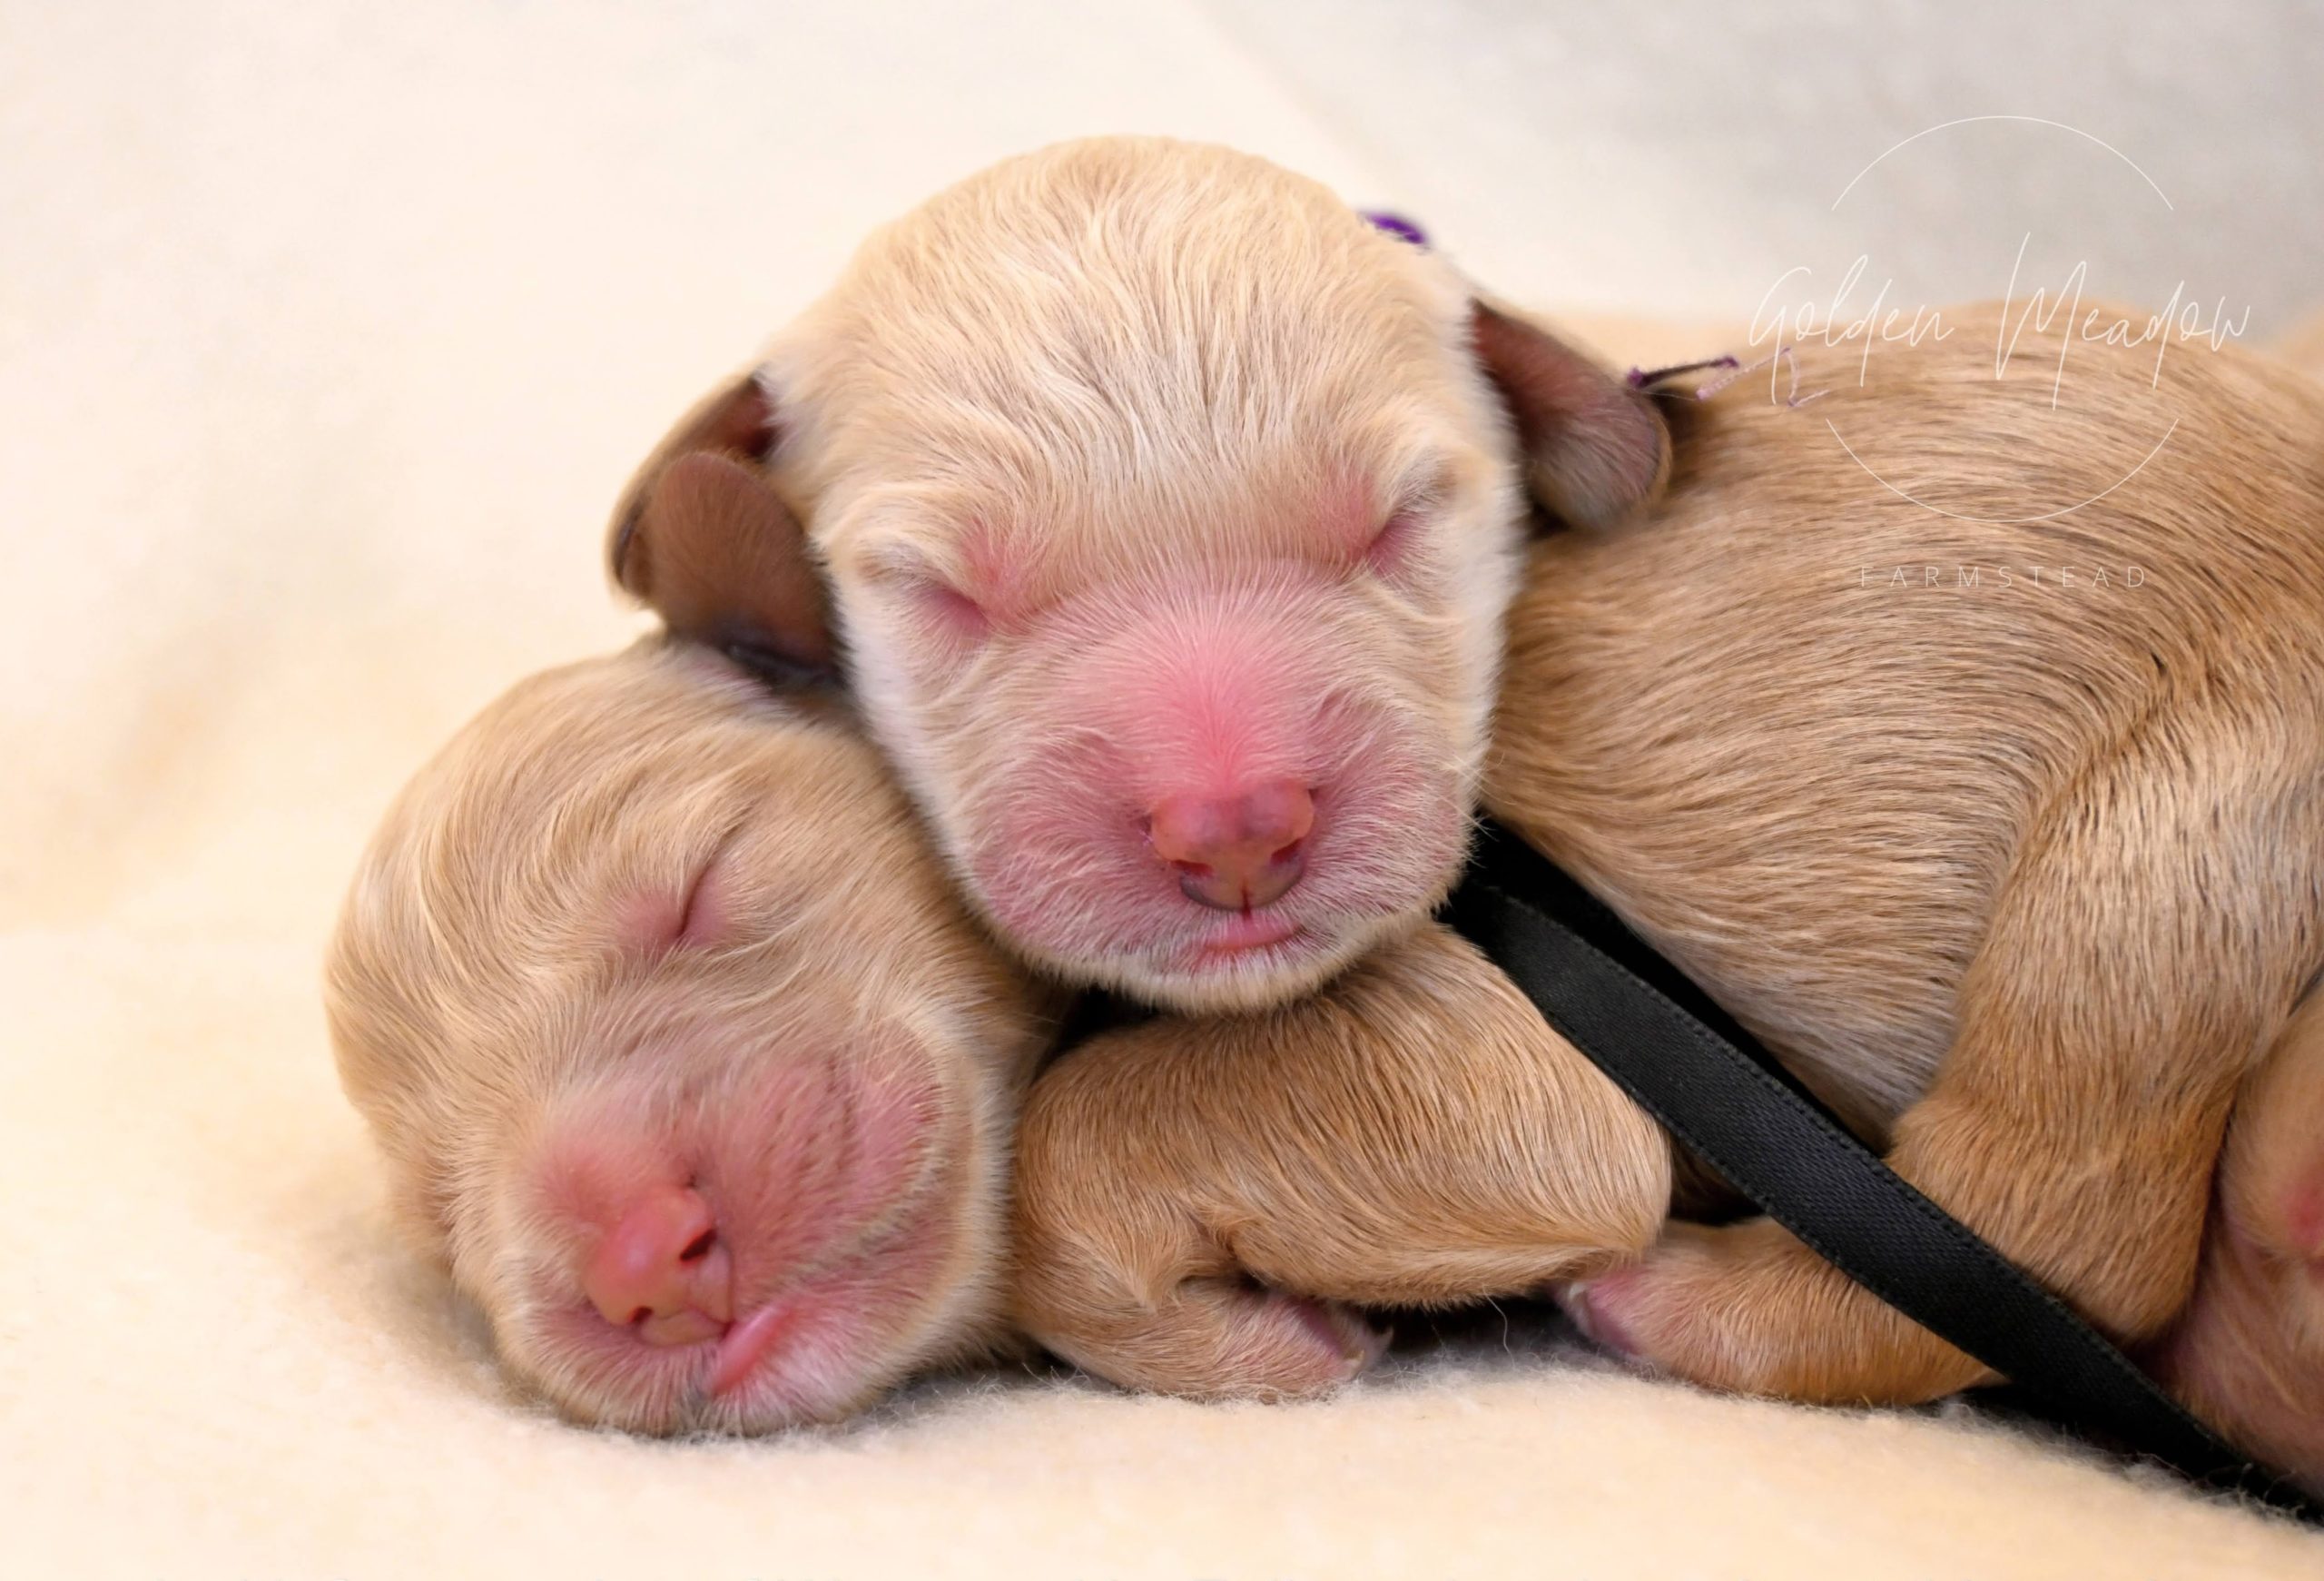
(1571, 727), (2324, 1403)
(2146, 984), (2324, 1490)
(1013, 923), (1671, 1399)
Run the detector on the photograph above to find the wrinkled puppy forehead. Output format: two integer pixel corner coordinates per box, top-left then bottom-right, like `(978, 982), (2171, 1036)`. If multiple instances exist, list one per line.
(769, 138), (1486, 544)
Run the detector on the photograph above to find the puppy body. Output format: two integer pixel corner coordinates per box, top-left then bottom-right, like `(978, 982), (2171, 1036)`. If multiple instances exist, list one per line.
(326, 642), (1057, 1432)
(1495, 304), (2324, 1403)
(612, 137), (1669, 1013)
(1015, 305), (2324, 1487)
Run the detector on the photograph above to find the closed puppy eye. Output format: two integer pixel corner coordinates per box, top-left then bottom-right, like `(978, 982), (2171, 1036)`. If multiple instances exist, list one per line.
(1364, 509), (1423, 577)
(615, 832), (742, 955)
(670, 846), (729, 947)
(1360, 461), (1456, 582)
(907, 574), (992, 642)
(863, 552), (994, 646)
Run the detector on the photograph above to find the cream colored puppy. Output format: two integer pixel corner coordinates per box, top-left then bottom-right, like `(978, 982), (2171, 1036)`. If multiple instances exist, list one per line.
(608, 135), (1669, 1013)
(326, 642), (1057, 1432)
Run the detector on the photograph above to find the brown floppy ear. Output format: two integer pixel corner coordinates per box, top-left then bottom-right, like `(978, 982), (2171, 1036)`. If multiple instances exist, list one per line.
(1470, 301), (1671, 531)
(606, 372), (835, 676)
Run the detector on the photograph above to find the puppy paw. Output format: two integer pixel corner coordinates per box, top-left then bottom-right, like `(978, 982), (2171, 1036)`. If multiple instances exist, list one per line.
(1038, 1279), (1388, 1402)
(1160, 1281), (1388, 1401)
(1554, 1266), (1649, 1363)
(1557, 1218), (1979, 1404)
(1554, 1221), (1757, 1383)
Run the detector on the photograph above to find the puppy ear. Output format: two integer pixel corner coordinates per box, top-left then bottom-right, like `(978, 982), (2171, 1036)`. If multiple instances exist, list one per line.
(606, 372), (835, 676)
(1471, 301), (1671, 530)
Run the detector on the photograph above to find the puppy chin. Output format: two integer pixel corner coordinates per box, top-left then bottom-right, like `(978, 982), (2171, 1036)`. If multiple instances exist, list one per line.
(1092, 910), (1415, 1014)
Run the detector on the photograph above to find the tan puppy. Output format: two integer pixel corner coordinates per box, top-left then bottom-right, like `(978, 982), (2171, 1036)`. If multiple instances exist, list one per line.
(608, 136), (1669, 1013)
(1013, 303), (2324, 1487)
(1505, 302), (2324, 1408)
(325, 641), (1057, 1432)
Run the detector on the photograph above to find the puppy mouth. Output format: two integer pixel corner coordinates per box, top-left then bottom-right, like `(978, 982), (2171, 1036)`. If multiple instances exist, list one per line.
(1123, 915), (1376, 1012)
(707, 1296), (803, 1396)
(571, 1283), (812, 1400)
(524, 1206), (949, 1433)
(1187, 914), (1304, 964)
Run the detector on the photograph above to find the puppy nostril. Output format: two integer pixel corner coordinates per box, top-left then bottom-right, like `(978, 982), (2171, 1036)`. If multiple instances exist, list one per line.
(582, 1182), (730, 1334)
(1151, 780), (1315, 913)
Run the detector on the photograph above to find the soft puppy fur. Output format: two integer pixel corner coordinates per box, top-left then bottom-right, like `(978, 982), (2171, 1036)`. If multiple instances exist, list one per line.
(607, 136), (1669, 1014)
(1013, 923), (1669, 1397)
(325, 641), (1058, 1433)
(1502, 302), (2324, 1408)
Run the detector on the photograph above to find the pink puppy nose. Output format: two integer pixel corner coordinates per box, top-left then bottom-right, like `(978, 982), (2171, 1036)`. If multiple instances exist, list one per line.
(1148, 779), (1315, 911)
(582, 1183), (734, 1346)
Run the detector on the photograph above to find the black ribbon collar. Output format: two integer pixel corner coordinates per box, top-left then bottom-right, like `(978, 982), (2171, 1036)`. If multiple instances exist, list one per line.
(1443, 815), (2322, 1524)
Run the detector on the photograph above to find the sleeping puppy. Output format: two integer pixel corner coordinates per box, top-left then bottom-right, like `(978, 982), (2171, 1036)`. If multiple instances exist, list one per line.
(1502, 301), (2324, 1410)
(1015, 302), (2324, 1490)
(324, 641), (1058, 1432)
(607, 135), (1668, 1014)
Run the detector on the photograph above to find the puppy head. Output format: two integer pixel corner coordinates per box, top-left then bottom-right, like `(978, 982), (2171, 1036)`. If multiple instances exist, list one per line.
(610, 137), (1667, 1012)
(324, 643), (1051, 1433)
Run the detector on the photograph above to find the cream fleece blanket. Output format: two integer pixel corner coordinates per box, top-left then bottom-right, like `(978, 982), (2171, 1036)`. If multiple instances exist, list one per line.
(5, 5), (2319, 1576)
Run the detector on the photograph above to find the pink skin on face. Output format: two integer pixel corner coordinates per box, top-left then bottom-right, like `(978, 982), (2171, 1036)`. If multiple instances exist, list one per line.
(509, 1009), (972, 1431)
(956, 571), (1468, 1007)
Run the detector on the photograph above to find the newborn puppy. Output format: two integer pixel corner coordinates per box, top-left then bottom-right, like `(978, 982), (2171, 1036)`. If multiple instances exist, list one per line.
(325, 642), (1057, 1432)
(607, 135), (1668, 1013)
(1499, 302), (2324, 1410)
